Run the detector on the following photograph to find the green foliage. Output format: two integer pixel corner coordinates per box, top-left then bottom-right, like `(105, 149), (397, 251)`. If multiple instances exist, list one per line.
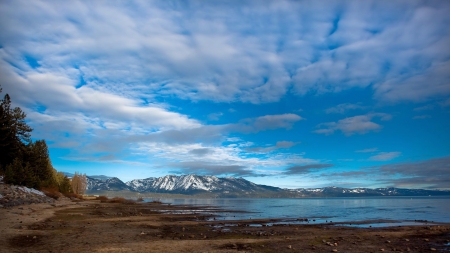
(0, 85), (69, 193)
(4, 158), (37, 188)
(0, 88), (32, 170)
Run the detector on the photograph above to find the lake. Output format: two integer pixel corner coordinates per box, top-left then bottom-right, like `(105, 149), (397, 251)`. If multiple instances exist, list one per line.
(150, 196), (450, 226)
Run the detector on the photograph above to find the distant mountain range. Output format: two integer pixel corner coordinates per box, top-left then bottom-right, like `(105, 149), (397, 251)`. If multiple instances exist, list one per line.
(83, 174), (450, 197)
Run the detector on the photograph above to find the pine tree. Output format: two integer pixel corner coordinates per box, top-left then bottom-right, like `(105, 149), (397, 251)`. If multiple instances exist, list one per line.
(0, 87), (32, 171)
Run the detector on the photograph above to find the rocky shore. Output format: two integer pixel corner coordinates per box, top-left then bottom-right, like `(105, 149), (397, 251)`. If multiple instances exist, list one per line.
(0, 178), (56, 207)
(1, 196), (449, 252)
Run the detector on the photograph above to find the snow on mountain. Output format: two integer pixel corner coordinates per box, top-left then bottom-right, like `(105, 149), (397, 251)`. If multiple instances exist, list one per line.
(86, 175), (450, 197)
(87, 177), (132, 191)
(125, 174), (278, 194)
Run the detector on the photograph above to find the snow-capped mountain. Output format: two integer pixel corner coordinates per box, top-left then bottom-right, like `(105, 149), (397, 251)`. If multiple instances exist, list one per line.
(85, 174), (450, 197)
(288, 186), (450, 197)
(87, 177), (132, 191)
(126, 174), (280, 194)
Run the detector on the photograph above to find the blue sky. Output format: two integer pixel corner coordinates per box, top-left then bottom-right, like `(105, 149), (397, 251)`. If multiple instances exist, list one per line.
(1, 0), (449, 189)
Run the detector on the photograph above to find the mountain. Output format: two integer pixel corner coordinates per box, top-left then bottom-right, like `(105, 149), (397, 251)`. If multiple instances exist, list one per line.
(87, 176), (132, 191)
(126, 174), (281, 195)
(85, 174), (450, 197)
(63, 172), (111, 181)
(288, 186), (450, 197)
(88, 175), (112, 181)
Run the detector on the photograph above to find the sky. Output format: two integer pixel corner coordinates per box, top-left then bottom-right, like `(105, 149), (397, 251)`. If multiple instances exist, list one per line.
(1, 0), (449, 189)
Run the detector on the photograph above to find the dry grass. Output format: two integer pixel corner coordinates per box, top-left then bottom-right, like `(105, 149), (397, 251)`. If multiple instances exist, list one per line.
(96, 196), (135, 203)
(63, 192), (83, 199)
(41, 187), (62, 200)
(106, 197), (136, 204)
(96, 195), (109, 202)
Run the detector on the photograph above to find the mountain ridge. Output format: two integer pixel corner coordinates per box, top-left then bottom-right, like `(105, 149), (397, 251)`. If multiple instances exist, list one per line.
(84, 174), (450, 197)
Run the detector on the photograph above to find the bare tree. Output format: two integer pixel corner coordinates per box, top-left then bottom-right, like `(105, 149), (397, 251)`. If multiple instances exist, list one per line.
(71, 172), (87, 195)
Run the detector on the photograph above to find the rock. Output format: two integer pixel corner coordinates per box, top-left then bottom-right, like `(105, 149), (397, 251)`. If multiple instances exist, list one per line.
(287, 245), (292, 249)
(430, 248), (436, 251)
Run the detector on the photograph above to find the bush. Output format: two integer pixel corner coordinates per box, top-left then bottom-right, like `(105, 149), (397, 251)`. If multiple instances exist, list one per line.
(108, 197), (135, 204)
(63, 192), (82, 199)
(96, 195), (109, 202)
(41, 187), (62, 200)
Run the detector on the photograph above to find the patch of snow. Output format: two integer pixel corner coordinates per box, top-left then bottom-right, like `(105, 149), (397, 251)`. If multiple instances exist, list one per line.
(18, 186), (46, 196)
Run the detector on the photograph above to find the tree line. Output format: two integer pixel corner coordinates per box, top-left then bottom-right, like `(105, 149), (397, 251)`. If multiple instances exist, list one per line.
(0, 85), (86, 195)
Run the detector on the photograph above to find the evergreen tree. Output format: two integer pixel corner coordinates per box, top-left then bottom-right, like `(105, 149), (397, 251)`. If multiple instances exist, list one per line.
(0, 86), (33, 172)
(26, 140), (55, 187)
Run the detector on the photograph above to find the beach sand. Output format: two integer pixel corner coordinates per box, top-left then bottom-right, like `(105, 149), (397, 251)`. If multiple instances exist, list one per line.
(1, 199), (449, 252)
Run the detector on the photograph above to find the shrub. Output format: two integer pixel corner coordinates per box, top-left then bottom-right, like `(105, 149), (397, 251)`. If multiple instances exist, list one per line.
(108, 197), (135, 204)
(96, 195), (109, 202)
(41, 187), (62, 200)
(63, 192), (82, 199)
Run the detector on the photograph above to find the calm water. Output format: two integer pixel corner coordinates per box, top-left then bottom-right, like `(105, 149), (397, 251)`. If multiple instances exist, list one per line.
(153, 196), (450, 224)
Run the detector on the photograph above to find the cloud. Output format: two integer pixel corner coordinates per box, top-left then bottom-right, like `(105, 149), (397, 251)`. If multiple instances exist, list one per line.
(245, 141), (297, 153)
(188, 148), (214, 156)
(414, 104), (434, 112)
(413, 115), (431, 120)
(230, 114), (303, 133)
(377, 156), (450, 189)
(441, 98), (450, 107)
(207, 112), (223, 121)
(284, 164), (334, 175)
(355, 148), (378, 153)
(169, 161), (258, 177)
(1, 0), (449, 107)
(325, 103), (365, 114)
(315, 113), (391, 136)
(368, 152), (401, 161)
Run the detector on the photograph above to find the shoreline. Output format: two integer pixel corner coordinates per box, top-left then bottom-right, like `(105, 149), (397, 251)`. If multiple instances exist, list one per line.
(1, 199), (450, 252)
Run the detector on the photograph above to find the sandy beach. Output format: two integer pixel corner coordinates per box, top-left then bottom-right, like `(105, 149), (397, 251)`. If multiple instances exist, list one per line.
(1, 199), (449, 253)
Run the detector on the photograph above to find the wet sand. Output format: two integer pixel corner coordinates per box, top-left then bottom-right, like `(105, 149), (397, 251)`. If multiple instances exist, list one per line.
(1, 199), (449, 252)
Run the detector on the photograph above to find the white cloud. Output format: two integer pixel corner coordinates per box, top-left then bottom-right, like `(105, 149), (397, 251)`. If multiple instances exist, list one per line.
(369, 152), (401, 161)
(231, 114), (303, 133)
(315, 113), (391, 136)
(245, 141), (297, 153)
(325, 103), (365, 114)
(356, 148), (378, 153)
(414, 104), (434, 112)
(1, 0), (449, 106)
(413, 115), (431, 120)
